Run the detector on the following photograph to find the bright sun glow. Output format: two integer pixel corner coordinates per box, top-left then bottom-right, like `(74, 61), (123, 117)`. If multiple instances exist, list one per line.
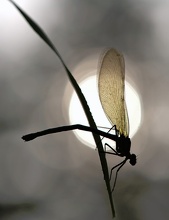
(69, 74), (142, 149)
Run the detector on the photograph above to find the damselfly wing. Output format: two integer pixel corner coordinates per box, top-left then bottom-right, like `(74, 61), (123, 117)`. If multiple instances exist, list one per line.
(98, 48), (136, 191)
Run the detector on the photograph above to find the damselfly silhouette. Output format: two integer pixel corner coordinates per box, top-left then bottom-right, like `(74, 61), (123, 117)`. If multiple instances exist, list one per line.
(22, 48), (136, 192)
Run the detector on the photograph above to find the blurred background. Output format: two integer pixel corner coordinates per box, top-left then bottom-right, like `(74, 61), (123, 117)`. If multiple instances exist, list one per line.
(0, 0), (169, 219)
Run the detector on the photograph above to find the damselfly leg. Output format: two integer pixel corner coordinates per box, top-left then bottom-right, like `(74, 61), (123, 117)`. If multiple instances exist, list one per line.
(103, 141), (128, 192)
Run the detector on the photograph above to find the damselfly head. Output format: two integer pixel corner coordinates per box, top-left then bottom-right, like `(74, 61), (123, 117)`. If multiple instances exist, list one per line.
(129, 154), (137, 166)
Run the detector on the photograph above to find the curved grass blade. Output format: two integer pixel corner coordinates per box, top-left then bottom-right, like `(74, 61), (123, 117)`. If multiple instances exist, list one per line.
(8, 0), (115, 218)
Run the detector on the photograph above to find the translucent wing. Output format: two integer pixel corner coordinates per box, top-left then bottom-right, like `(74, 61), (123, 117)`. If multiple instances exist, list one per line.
(98, 48), (129, 137)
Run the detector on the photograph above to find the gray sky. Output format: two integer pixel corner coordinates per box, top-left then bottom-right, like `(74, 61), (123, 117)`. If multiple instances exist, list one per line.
(0, 0), (169, 219)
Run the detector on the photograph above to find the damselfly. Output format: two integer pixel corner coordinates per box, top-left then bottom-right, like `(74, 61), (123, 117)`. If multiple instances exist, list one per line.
(22, 48), (136, 191)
